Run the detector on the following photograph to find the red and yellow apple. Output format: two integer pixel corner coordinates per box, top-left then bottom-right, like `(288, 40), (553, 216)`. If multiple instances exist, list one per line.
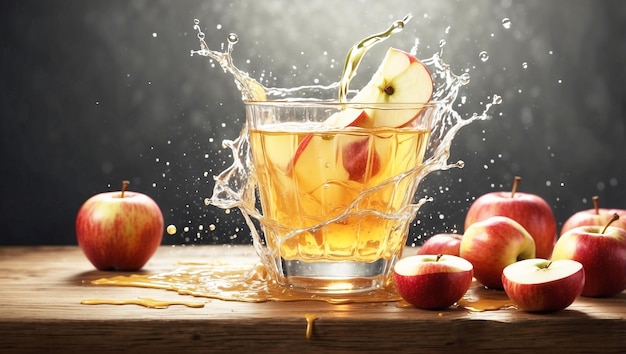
(502, 258), (584, 312)
(417, 233), (462, 257)
(552, 214), (626, 297)
(464, 176), (557, 259)
(561, 196), (626, 235)
(460, 215), (536, 289)
(393, 254), (473, 310)
(75, 181), (164, 271)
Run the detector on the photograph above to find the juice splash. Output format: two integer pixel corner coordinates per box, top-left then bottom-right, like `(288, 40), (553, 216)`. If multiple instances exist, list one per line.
(193, 16), (500, 292)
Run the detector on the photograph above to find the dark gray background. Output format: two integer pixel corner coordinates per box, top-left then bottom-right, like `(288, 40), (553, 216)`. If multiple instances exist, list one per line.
(1, 0), (624, 245)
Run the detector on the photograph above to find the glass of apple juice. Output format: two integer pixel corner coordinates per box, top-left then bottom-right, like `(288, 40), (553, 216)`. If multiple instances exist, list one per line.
(246, 100), (441, 294)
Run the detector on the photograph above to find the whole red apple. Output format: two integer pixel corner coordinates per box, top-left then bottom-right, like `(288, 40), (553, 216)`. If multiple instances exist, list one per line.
(460, 216), (536, 289)
(417, 233), (462, 256)
(502, 258), (584, 312)
(76, 181), (164, 271)
(561, 196), (626, 235)
(465, 176), (557, 259)
(393, 254), (473, 310)
(552, 214), (626, 297)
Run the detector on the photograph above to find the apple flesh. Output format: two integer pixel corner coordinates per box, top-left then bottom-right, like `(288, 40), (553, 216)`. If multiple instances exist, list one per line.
(552, 214), (626, 297)
(417, 233), (462, 257)
(460, 215), (536, 289)
(393, 254), (473, 310)
(502, 258), (584, 312)
(561, 196), (626, 235)
(76, 181), (164, 271)
(464, 176), (557, 259)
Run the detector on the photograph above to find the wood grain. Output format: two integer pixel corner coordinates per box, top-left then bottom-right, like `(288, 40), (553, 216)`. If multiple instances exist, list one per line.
(1, 246), (625, 353)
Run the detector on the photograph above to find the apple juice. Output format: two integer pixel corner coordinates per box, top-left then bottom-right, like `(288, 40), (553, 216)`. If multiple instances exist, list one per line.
(249, 121), (429, 263)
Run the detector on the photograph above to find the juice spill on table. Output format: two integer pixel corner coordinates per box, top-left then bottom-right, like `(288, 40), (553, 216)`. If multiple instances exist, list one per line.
(85, 262), (516, 310)
(88, 260), (401, 303)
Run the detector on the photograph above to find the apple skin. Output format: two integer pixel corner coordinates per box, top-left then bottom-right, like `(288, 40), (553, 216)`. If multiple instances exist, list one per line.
(551, 225), (626, 297)
(393, 255), (473, 310)
(465, 189), (557, 259)
(460, 216), (536, 289)
(561, 208), (626, 235)
(76, 189), (164, 271)
(502, 258), (585, 312)
(342, 137), (381, 182)
(417, 233), (462, 257)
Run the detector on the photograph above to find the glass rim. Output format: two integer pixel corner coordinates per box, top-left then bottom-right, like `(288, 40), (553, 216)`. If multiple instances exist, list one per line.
(243, 99), (443, 109)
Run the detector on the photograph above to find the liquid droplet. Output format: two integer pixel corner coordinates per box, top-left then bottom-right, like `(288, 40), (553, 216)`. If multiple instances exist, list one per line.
(228, 33), (239, 44)
(522, 62), (528, 69)
(439, 39), (447, 48)
(502, 18), (511, 29)
(479, 51), (489, 62)
(167, 225), (177, 235)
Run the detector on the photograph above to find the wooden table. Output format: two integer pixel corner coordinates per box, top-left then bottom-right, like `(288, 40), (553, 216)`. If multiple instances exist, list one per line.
(1, 246), (625, 353)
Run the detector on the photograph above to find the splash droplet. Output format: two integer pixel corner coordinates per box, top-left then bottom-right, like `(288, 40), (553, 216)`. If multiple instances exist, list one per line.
(479, 51), (489, 62)
(502, 18), (512, 29)
(228, 33), (239, 44)
(522, 62), (528, 69)
(167, 225), (177, 235)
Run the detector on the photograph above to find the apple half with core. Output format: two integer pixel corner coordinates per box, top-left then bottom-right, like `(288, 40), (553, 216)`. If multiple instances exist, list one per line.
(552, 213), (626, 297)
(417, 233), (462, 257)
(76, 181), (164, 271)
(460, 215), (536, 289)
(464, 176), (557, 259)
(561, 196), (626, 235)
(393, 254), (473, 310)
(502, 258), (584, 312)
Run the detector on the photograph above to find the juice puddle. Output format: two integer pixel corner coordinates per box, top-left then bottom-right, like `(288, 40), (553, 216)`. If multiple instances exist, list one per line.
(80, 298), (205, 309)
(83, 262), (517, 312)
(85, 261), (401, 304)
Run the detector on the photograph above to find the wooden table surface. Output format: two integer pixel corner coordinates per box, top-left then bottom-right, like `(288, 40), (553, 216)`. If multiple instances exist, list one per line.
(1, 245), (625, 353)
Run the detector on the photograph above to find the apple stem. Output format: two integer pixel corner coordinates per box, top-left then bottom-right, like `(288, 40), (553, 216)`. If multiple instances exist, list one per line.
(121, 180), (130, 198)
(592, 195), (599, 215)
(542, 261), (552, 269)
(511, 176), (521, 198)
(601, 213), (620, 234)
(436, 254), (443, 262)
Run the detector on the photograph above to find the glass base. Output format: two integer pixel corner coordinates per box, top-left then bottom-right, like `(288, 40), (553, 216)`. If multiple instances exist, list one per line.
(278, 258), (390, 294)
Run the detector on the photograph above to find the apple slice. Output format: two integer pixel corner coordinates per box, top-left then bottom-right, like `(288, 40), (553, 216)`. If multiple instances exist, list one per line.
(342, 137), (381, 182)
(502, 258), (585, 312)
(351, 47), (433, 128)
(289, 109), (370, 172)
